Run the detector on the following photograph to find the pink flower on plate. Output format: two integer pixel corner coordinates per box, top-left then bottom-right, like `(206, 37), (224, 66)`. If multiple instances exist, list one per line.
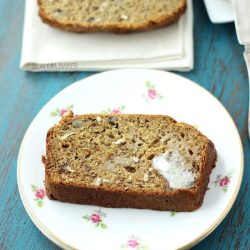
(143, 81), (164, 102)
(121, 236), (148, 249)
(101, 105), (126, 115)
(127, 240), (139, 248)
(112, 108), (122, 114)
(90, 213), (101, 224)
(213, 171), (233, 193)
(31, 185), (46, 207)
(219, 176), (230, 187)
(50, 104), (74, 117)
(59, 108), (68, 116)
(148, 89), (157, 99)
(82, 209), (107, 229)
(35, 188), (46, 199)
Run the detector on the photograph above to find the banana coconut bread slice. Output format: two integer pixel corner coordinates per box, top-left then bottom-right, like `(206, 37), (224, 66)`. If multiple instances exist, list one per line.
(43, 112), (216, 211)
(38, 0), (187, 33)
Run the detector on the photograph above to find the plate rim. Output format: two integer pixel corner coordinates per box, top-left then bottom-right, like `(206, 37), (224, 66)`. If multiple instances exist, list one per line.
(17, 69), (244, 250)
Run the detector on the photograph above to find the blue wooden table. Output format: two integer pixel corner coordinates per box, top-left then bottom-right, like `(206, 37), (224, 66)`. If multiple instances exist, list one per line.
(0, 1), (249, 249)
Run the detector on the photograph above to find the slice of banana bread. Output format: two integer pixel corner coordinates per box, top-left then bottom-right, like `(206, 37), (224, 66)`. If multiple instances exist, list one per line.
(44, 112), (216, 211)
(37, 0), (186, 33)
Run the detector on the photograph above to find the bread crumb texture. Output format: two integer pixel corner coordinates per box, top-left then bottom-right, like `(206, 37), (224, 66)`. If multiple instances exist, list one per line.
(45, 114), (210, 193)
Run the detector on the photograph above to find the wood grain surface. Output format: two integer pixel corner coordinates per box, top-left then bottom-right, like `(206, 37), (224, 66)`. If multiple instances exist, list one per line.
(0, 1), (249, 249)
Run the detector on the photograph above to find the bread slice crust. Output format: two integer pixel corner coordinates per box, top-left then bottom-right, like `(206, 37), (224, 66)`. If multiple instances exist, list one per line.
(44, 114), (216, 211)
(37, 0), (187, 33)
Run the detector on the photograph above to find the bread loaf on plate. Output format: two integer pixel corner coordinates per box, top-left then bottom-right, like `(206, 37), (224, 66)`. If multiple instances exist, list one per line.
(43, 113), (216, 211)
(43, 112), (216, 211)
(38, 0), (187, 33)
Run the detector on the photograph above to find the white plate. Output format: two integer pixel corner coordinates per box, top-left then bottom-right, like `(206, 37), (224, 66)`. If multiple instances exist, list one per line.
(17, 69), (243, 250)
(204, 0), (234, 23)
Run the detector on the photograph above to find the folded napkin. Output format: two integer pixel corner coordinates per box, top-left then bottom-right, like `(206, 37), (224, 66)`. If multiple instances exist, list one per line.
(203, 0), (234, 23)
(20, 0), (193, 72)
(232, 0), (250, 137)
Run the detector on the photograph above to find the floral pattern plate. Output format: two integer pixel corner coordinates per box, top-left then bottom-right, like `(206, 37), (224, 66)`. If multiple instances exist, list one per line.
(17, 69), (243, 250)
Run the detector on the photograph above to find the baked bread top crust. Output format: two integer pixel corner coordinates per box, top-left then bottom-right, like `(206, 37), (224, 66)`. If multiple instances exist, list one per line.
(38, 0), (186, 33)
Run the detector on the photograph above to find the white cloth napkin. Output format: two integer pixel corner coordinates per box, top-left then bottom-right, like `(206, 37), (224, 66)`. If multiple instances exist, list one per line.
(232, 0), (250, 137)
(203, 0), (234, 23)
(20, 0), (193, 72)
